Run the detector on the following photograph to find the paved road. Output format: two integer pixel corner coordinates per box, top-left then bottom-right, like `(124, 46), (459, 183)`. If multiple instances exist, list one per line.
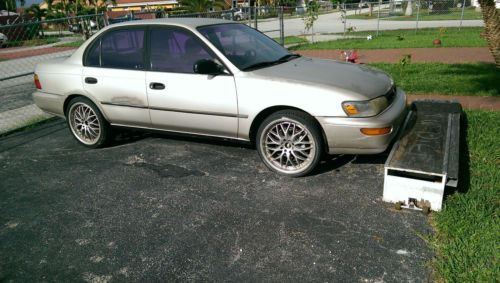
(0, 120), (433, 281)
(259, 11), (483, 37)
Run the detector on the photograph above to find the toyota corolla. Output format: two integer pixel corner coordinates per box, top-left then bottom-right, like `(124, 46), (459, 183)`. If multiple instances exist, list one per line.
(33, 18), (407, 176)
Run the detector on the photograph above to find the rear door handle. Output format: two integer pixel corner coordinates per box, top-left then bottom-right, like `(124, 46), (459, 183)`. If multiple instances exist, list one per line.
(149, 82), (165, 90)
(85, 77), (98, 84)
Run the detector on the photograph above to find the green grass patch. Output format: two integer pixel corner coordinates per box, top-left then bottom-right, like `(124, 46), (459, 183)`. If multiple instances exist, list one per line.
(274, 36), (309, 45)
(5, 37), (60, 48)
(54, 40), (85, 48)
(347, 7), (483, 21)
(430, 110), (499, 282)
(370, 63), (500, 96)
(388, 8), (483, 21)
(291, 27), (486, 50)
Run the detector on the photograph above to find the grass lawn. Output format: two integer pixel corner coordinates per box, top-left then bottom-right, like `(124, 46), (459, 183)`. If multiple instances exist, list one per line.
(274, 36), (309, 45)
(291, 27), (487, 50)
(348, 7), (482, 21)
(370, 63), (500, 96)
(54, 39), (85, 48)
(430, 110), (499, 282)
(390, 8), (483, 21)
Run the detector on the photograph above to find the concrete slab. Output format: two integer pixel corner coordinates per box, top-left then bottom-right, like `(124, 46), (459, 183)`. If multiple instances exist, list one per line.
(0, 104), (53, 134)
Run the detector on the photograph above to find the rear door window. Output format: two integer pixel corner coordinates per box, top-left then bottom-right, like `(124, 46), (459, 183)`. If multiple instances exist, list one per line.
(86, 28), (145, 70)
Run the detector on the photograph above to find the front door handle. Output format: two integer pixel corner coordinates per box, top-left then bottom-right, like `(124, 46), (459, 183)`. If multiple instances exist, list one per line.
(85, 77), (98, 84)
(149, 82), (165, 90)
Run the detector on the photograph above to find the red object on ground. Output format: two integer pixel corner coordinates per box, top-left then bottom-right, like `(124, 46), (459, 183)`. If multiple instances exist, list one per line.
(347, 50), (359, 63)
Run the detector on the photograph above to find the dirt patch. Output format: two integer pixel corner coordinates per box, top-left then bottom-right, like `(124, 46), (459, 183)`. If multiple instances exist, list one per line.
(408, 94), (500, 111)
(296, 47), (495, 64)
(0, 47), (77, 60)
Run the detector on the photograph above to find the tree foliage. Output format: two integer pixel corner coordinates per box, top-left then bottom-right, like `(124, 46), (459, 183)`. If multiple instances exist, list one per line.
(302, 0), (319, 42)
(179, 0), (227, 13)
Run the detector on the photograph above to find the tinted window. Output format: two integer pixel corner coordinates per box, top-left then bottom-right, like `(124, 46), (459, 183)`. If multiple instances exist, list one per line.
(85, 40), (100, 67)
(198, 24), (289, 70)
(150, 28), (214, 73)
(100, 29), (145, 70)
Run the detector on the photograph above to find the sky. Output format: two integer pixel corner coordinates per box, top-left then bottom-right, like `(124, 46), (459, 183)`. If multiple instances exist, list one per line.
(16, 0), (44, 8)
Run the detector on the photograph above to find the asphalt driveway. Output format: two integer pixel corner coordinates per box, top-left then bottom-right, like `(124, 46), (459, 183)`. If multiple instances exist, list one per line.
(0, 119), (432, 282)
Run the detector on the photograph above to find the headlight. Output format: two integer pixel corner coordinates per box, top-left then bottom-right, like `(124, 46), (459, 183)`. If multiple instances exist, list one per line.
(342, 96), (389, 117)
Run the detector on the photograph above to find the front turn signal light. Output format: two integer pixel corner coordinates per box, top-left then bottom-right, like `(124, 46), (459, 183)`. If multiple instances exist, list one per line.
(343, 103), (359, 115)
(34, 74), (42, 89)
(360, 127), (392, 136)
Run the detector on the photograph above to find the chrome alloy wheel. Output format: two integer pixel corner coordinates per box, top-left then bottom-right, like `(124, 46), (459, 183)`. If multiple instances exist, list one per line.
(68, 102), (101, 145)
(260, 119), (316, 174)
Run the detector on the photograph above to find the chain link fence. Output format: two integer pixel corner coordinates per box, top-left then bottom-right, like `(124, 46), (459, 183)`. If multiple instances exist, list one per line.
(339, 0), (481, 36)
(0, 2), (483, 134)
(0, 9), (286, 134)
(0, 14), (107, 134)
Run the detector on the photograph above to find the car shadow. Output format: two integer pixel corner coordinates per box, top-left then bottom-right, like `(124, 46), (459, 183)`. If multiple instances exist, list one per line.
(111, 127), (395, 176)
(110, 127), (253, 150)
(311, 152), (389, 176)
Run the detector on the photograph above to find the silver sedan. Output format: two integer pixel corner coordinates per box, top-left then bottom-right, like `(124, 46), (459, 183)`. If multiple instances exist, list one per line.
(33, 18), (407, 176)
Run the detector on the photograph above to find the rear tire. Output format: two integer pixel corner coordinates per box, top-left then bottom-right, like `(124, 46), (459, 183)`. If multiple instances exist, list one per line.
(66, 97), (112, 148)
(256, 110), (324, 177)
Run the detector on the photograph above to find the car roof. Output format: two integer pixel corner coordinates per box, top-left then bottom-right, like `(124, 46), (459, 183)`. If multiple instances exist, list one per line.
(109, 18), (234, 29)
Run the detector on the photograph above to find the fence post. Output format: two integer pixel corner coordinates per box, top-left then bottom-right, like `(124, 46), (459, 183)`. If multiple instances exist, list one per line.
(459, 0), (466, 30)
(342, 5), (346, 37)
(254, 4), (258, 29)
(279, 6), (285, 46)
(376, 0), (381, 36)
(415, 0), (420, 34)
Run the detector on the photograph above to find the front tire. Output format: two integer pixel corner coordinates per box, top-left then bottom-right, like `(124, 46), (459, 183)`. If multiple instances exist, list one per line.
(256, 110), (324, 177)
(66, 97), (111, 148)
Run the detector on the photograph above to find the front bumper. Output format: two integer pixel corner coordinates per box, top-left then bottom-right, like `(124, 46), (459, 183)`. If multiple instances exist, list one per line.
(317, 87), (407, 154)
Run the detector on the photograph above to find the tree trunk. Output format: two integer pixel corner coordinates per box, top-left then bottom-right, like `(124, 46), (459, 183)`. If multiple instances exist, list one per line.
(478, 0), (500, 66)
(405, 0), (413, 16)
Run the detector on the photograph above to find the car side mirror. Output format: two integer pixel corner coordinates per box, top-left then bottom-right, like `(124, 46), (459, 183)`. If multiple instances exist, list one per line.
(193, 59), (225, 75)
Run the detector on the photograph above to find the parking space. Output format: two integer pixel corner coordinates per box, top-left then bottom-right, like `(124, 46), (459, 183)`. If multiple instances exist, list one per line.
(0, 119), (432, 282)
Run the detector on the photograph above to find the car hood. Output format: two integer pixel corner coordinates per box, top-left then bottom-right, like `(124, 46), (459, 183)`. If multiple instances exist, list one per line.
(251, 57), (393, 100)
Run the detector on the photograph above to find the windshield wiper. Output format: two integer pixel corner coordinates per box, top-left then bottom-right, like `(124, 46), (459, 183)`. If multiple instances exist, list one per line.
(276, 53), (301, 62)
(242, 54), (301, 71)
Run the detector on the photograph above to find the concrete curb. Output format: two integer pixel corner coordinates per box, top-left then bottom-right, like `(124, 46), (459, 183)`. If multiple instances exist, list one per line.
(0, 104), (53, 135)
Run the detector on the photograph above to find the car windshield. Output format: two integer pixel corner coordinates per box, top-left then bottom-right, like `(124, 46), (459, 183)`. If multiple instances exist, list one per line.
(197, 23), (298, 71)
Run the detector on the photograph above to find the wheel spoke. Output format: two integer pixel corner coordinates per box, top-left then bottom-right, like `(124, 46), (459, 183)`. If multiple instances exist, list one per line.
(262, 118), (316, 174)
(290, 151), (306, 161)
(69, 102), (101, 145)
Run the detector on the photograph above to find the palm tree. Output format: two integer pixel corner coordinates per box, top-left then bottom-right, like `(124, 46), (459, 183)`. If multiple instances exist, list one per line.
(3, 0), (13, 14)
(478, 0), (500, 66)
(25, 4), (47, 20)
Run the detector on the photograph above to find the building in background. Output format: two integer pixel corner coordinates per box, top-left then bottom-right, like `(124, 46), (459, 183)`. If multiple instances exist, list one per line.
(107, 0), (178, 12)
